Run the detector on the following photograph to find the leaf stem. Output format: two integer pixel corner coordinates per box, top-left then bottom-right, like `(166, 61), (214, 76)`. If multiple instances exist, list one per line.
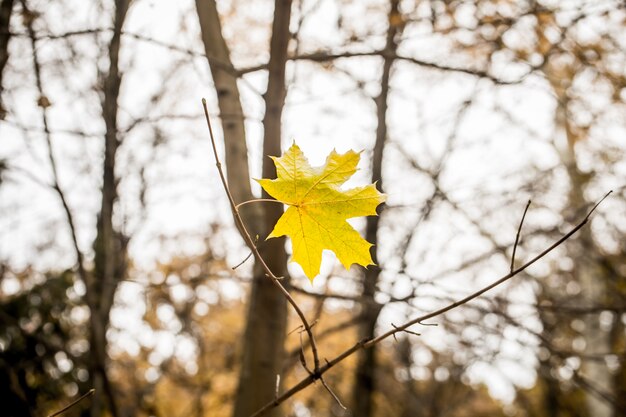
(235, 198), (284, 210)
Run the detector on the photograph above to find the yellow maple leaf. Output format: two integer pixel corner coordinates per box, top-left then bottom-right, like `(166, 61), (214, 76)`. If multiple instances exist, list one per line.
(257, 143), (386, 281)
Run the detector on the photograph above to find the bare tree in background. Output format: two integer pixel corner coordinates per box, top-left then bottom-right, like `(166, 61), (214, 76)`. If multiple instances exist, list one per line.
(351, 0), (401, 415)
(18, 0), (131, 415)
(538, 6), (626, 415)
(87, 1), (131, 415)
(195, 0), (292, 415)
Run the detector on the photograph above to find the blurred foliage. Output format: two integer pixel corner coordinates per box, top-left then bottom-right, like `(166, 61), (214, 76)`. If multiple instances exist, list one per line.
(0, 267), (90, 416)
(1, 243), (624, 415)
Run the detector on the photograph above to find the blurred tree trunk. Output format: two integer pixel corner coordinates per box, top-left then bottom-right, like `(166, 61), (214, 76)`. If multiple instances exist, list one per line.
(550, 77), (614, 417)
(233, 0), (291, 416)
(351, 1), (400, 415)
(536, 346), (562, 417)
(610, 274), (626, 412)
(561, 140), (613, 417)
(195, 1), (292, 416)
(0, 0), (15, 119)
(17, 0), (129, 415)
(397, 338), (424, 417)
(88, 1), (130, 416)
(194, 0), (256, 227)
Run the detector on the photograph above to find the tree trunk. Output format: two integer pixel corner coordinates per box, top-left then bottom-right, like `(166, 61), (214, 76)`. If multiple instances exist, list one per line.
(0, 0), (14, 119)
(90, 1), (130, 416)
(194, 0), (256, 227)
(233, 1), (292, 416)
(351, 1), (399, 415)
(195, 1), (292, 416)
(17, 0), (127, 414)
(565, 162), (613, 417)
(553, 86), (613, 417)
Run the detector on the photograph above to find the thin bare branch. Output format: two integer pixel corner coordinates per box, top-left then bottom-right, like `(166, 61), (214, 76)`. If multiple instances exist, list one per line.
(510, 200), (531, 273)
(250, 190), (611, 416)
(238, 49), (533, 85)
(19, 0), (87, 284)
(231, 235), (258, 270)
(298, 330), (313, 375)
(391, 323), (421, 337)
(48, 389), (95, 417)
(320, 376), (347, 410)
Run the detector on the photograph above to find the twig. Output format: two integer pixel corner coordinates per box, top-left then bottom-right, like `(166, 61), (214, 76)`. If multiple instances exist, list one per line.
(367, 191), (611, 347)
(250, 190), (612, 416)
(231, 235), (258, 270)
(48, 389), (95, 417)
(231, 251), (253, 270)
(391, 323), (421, 337)
(510, 200), (531, 273)
(288, 324), (304, 336)
(319, 376), (346, 410)
(238, 49), (531, 85)
(202, 99), (321, 376)
(298, 330), (313, 375)
(20, 0), (87, 283)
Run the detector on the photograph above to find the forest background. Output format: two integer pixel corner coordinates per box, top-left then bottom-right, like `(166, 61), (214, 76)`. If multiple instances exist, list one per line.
(1, 0), (625, 416)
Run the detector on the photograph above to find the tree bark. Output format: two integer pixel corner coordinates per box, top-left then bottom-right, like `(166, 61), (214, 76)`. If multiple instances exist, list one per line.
(194, 0), (256, 228)
(233, 1), (292, 416)
(351, 1), (399, 415)
(195, 1), (292, 416)
(0, 0), (15, 119)
(90, 1), (130, 416)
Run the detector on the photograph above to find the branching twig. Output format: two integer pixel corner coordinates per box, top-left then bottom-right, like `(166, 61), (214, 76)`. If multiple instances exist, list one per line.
(202, 99), (322, 377)
(250, 191), (612, 416)
(238, 49), (533, 85)
(48, 389), (95, 417)
(298, 330), (313, 375)
(20, 0), (87, 283)
(391, 323), (421, 338)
